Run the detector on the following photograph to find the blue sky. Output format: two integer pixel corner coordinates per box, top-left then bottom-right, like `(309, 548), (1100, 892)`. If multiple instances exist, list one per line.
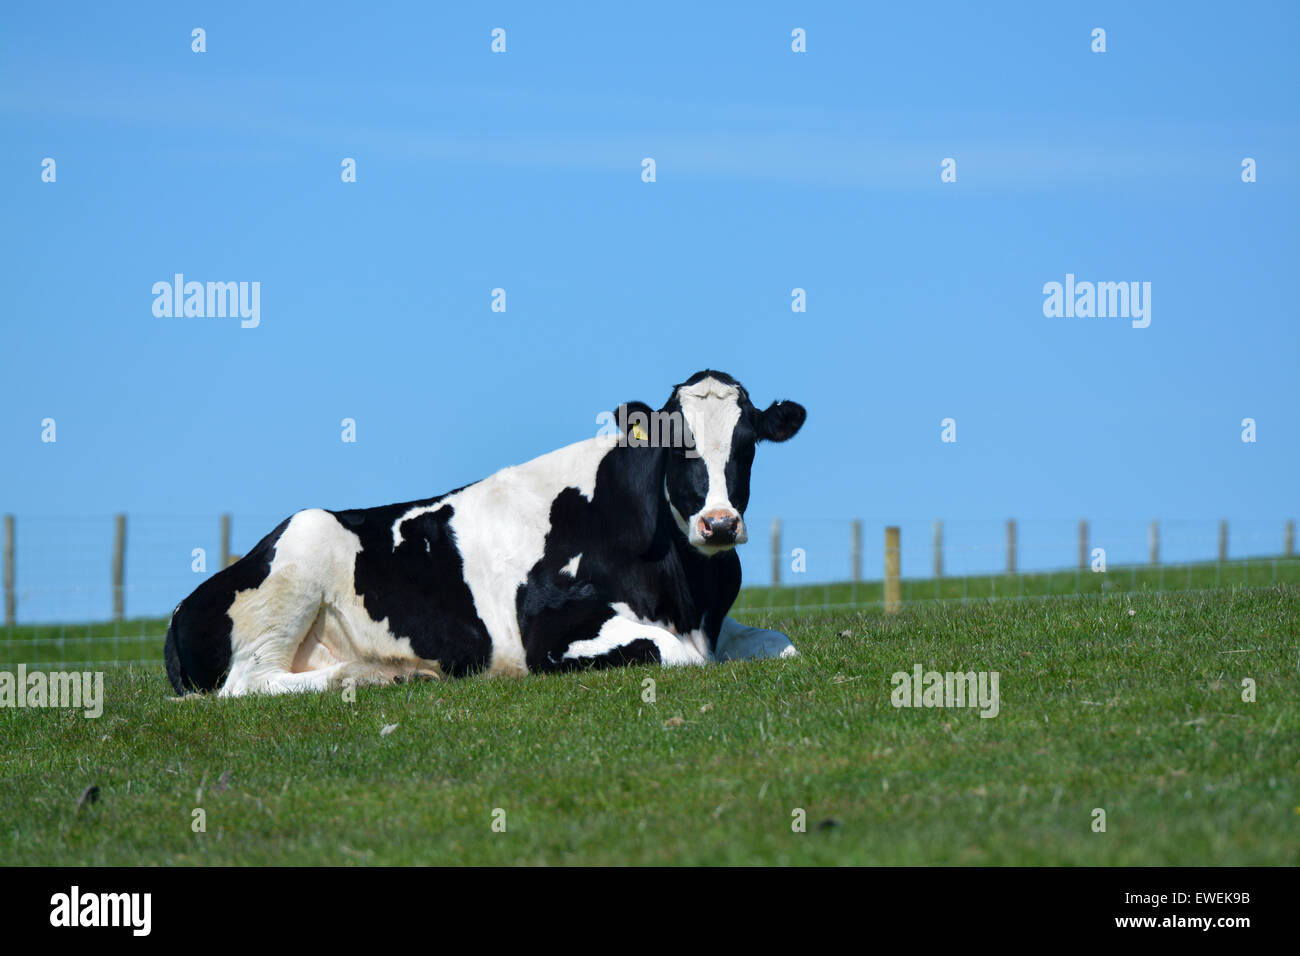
(2, 2), (1297, 622)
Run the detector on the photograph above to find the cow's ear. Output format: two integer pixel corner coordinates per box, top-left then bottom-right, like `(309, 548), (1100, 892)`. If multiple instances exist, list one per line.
(612, 401), (656, 445)
(757, 400), (806, 442)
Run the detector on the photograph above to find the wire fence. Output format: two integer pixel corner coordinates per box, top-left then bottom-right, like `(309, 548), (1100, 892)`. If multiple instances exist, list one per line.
(0, 513), (1295, 669)
(733, 514), (1297, 614)
(731, 555), (1300, 616)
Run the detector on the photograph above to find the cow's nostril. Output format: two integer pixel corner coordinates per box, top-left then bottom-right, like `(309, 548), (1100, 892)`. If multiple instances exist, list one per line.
(699, 513), (739, 544)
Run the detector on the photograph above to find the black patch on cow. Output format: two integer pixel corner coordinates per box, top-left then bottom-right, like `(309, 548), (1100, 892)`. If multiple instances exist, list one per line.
(518, 563), (616, 671)
(333, 498), (495, 677)
(517, 564), (664, 671)
(566, 638), (661, 670)
(166, 516), (291, 694)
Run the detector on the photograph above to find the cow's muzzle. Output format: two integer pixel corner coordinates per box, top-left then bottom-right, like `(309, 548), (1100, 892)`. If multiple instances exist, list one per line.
(697, 510), (743, 547)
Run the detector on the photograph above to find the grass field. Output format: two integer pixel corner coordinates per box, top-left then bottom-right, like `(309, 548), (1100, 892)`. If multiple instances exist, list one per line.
(1, 562), (1297, 865)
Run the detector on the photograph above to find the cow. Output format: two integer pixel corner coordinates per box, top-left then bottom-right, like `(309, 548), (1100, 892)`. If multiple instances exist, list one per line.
(164, 370), (806, 696)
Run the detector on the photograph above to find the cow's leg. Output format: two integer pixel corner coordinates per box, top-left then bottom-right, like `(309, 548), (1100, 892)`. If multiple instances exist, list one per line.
(713, 616), (799, 661)
(219, 562), (436, 697)
(218, 564), (324, 697)
(261, 658), (442, 695)
(521, 577), (705, 672)
(560, 611), (707, 670)
(222, 573), (443, 696)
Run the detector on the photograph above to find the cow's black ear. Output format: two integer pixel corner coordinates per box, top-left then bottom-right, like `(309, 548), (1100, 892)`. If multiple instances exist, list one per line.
(612, 401), (656, 445)
(757, 400), (806, 442)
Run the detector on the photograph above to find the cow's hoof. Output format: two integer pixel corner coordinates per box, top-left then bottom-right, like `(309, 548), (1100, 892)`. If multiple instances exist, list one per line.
(393, 667), (441, 684)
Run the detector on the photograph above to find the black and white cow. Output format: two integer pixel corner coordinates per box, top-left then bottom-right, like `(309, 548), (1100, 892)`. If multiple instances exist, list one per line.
(164, 371), (806, 696)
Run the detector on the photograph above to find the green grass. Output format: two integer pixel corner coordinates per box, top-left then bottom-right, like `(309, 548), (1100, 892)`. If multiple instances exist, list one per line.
(1, 571), (1296, 864)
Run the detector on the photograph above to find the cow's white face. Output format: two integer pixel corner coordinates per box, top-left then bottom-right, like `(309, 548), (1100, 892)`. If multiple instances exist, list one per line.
(660, 371), (806, 557)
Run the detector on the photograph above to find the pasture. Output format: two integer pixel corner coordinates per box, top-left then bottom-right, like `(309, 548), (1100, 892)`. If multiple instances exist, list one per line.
(1, 562), (1297, 865)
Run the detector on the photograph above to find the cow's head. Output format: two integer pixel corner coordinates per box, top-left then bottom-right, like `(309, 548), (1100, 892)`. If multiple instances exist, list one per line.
(650, 370), (805, 556)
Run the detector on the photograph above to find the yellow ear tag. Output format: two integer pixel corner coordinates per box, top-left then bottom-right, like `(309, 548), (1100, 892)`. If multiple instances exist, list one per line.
(630, 423), (649, 442)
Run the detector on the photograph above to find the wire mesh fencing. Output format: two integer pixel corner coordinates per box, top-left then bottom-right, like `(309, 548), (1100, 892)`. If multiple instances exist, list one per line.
(733, 515), (1298, 615)
(0, 513), (1295, 668)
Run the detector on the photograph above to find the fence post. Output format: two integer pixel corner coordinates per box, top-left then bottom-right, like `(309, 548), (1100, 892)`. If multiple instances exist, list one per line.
(932, 519), (944, 578)
(770, 518), (782, 587)
(112, 513), (126, 621)
(850, 519), (861, 582)
(1148, 520), (1159, 565)
(3, 515), (13, 626)
(1077, 519), (1088, 570)
(1285, 520), (1295, 558)
(884, 526), (901, 613)
(220, 513), (232, 569)
(1218, 520), (1228, 563)
(1006, 519), (1017, 575)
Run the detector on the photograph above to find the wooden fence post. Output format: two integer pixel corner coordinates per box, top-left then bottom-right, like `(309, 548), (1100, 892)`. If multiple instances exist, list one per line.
(1005, 519), (1017, 575)
(850, 519), (862, 582)
(112, 513), (126, 621)
(1148, 519), (1159, 565)
(3, 515), (13, 626)
(884, 526), (901, 613)
(932, 519), (944, 578)
(770, 518), (782, 587)
(1077, 519), (1088, 570)
(1218, 520), (1228, 563)
(220, 513), (232, 569)
(1285, 520), (1295, 558)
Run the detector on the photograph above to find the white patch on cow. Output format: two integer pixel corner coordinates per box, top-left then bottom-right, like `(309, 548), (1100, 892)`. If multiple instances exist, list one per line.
(681, 627), (713, 660)
(613, 601), (711, 664)
(676, 377), (747, 550)
(563, 604), (706, 667)
(433, 435), (618, 677)
(561, 553), (582, 577)
(664, 478), (690, 536)
(714, 617), (799, 662)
